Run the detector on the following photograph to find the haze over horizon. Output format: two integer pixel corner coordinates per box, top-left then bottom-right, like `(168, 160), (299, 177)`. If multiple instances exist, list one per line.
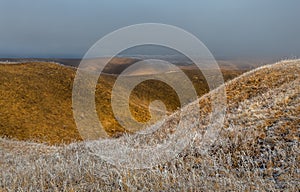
(0, 0), (300, 59)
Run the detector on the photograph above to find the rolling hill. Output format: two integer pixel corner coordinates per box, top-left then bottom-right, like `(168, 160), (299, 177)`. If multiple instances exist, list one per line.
(0, 59), (299, 191)
(0, 61), (243, 144)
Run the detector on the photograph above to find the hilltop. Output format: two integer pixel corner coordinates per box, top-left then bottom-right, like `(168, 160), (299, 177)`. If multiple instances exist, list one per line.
(0, 60), (299, 191)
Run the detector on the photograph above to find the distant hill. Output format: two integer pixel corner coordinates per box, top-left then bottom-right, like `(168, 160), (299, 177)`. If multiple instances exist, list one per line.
(0, 57), (139, 73)
(1, 60), (298, 191)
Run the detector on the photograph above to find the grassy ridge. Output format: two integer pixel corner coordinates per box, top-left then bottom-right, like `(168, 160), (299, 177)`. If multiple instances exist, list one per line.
(0, 62), (243, 144)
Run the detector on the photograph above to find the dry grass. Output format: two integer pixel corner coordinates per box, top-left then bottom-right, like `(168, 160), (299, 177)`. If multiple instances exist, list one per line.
(0, 60), (299, 191)
(0, 61), (243, 144)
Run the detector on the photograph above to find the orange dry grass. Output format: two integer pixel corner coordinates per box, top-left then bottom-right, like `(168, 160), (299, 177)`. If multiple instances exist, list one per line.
(0, 62), (243, 144)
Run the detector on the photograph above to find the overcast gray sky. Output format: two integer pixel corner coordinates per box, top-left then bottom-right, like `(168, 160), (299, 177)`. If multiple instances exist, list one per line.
(0, 0), (299, 58)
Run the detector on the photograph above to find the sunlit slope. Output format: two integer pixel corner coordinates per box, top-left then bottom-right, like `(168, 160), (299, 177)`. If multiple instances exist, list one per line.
(0, 62), (243, 144)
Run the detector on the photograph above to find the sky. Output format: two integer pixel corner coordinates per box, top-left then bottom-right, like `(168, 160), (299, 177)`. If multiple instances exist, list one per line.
(0, 0), (300, 59)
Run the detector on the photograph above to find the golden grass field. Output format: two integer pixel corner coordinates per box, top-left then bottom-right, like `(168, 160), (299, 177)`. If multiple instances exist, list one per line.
(0, 61), (243, 144)
(0, 60), (299, 191)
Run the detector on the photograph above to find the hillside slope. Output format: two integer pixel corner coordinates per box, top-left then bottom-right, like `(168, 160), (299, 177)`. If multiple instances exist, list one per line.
(1, 60), (299, 191)
(0, 62), (242, 144)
